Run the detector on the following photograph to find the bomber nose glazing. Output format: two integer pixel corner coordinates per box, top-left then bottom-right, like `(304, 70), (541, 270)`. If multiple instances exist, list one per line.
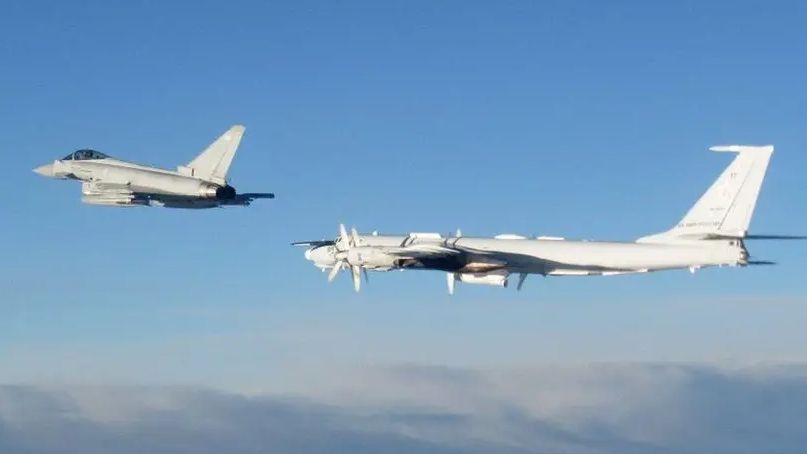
(305, 246), (335, 267)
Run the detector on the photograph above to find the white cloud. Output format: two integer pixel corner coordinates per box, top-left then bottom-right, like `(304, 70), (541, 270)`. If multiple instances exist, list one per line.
(2, 363), (807, 454)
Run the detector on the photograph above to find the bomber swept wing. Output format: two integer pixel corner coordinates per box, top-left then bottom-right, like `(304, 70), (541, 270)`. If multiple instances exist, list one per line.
(379, 243), (465, 259)
(371, 236), (514, 274)
(291, 240), (337, 248)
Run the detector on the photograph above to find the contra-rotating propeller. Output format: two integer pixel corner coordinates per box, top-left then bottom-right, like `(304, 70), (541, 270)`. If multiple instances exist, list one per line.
(327, 223), (370, 292)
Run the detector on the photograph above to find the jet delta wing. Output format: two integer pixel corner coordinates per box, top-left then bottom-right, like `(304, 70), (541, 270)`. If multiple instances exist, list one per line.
(295, 144), (807, 294)
(33, 125), (275, 209)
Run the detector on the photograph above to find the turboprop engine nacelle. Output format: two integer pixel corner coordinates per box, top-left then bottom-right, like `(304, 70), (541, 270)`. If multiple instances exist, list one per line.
(343, 247), (397, 270)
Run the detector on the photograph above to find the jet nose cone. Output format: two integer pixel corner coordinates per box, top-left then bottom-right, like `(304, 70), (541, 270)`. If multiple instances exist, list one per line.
(33, 164), (54, 177)
(304, 249), (312, 260)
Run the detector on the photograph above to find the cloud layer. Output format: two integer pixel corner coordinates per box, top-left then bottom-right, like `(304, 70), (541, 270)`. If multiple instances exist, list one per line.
(2, 363), (807, 454)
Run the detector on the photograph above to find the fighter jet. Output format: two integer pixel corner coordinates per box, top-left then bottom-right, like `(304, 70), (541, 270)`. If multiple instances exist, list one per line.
(32, 125), (274, 208)
(294, 144), (806, 294)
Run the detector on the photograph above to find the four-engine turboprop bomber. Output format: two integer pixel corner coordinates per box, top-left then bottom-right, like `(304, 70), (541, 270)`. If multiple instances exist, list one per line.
(294, 144), (807, 294)
(32, 125), (275, 208)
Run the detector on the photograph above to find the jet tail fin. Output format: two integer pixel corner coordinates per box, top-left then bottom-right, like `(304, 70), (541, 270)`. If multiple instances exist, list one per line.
(178, 125), (245, 185)
(637, 144), (774, 243)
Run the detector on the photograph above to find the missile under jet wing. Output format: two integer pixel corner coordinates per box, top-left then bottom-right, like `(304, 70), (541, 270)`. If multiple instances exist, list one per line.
(80, 181), (139, 206)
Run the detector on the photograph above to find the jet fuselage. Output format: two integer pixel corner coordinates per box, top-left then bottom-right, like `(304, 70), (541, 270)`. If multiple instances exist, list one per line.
(44, 158), (231, 198)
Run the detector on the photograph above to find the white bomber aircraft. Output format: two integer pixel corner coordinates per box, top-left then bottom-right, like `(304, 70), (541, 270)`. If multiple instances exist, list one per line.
(32, 125), (274, 208)
(293, 144), (806, 294)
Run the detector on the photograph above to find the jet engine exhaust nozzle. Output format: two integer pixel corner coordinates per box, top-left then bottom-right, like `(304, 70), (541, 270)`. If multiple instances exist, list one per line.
(215, 185), (237, 200)
(199, 184), (237, 199)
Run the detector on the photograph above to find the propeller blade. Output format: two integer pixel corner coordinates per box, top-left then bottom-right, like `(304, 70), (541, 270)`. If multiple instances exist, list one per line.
(447, 272), (455, 295)
(338, 224), (351, 247)
(747, 260), (777, 265)
(327, 261), (342, 282)
(330, 223), (369, 292)
(351, 265), (361, 292)
(456, 228), (462, 237)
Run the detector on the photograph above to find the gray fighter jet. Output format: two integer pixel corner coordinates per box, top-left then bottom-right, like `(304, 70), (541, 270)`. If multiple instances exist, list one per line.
(33, 125), (274, 208)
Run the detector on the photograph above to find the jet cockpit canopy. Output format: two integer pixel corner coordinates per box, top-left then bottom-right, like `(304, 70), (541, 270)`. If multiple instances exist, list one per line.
(61, 149), (109, 161)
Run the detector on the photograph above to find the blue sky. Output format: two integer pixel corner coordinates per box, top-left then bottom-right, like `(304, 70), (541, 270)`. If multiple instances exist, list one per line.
(2, 0), (807, 390)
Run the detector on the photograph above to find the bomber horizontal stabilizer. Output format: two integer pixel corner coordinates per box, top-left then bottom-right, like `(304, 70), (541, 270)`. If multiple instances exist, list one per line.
(744, 234), (807, 240)
(704, 233), (807, 241)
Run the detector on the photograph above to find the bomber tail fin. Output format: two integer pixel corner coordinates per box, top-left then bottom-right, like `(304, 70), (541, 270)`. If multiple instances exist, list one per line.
(178, 125), (245, 185)
(637, 145), (774, 243)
